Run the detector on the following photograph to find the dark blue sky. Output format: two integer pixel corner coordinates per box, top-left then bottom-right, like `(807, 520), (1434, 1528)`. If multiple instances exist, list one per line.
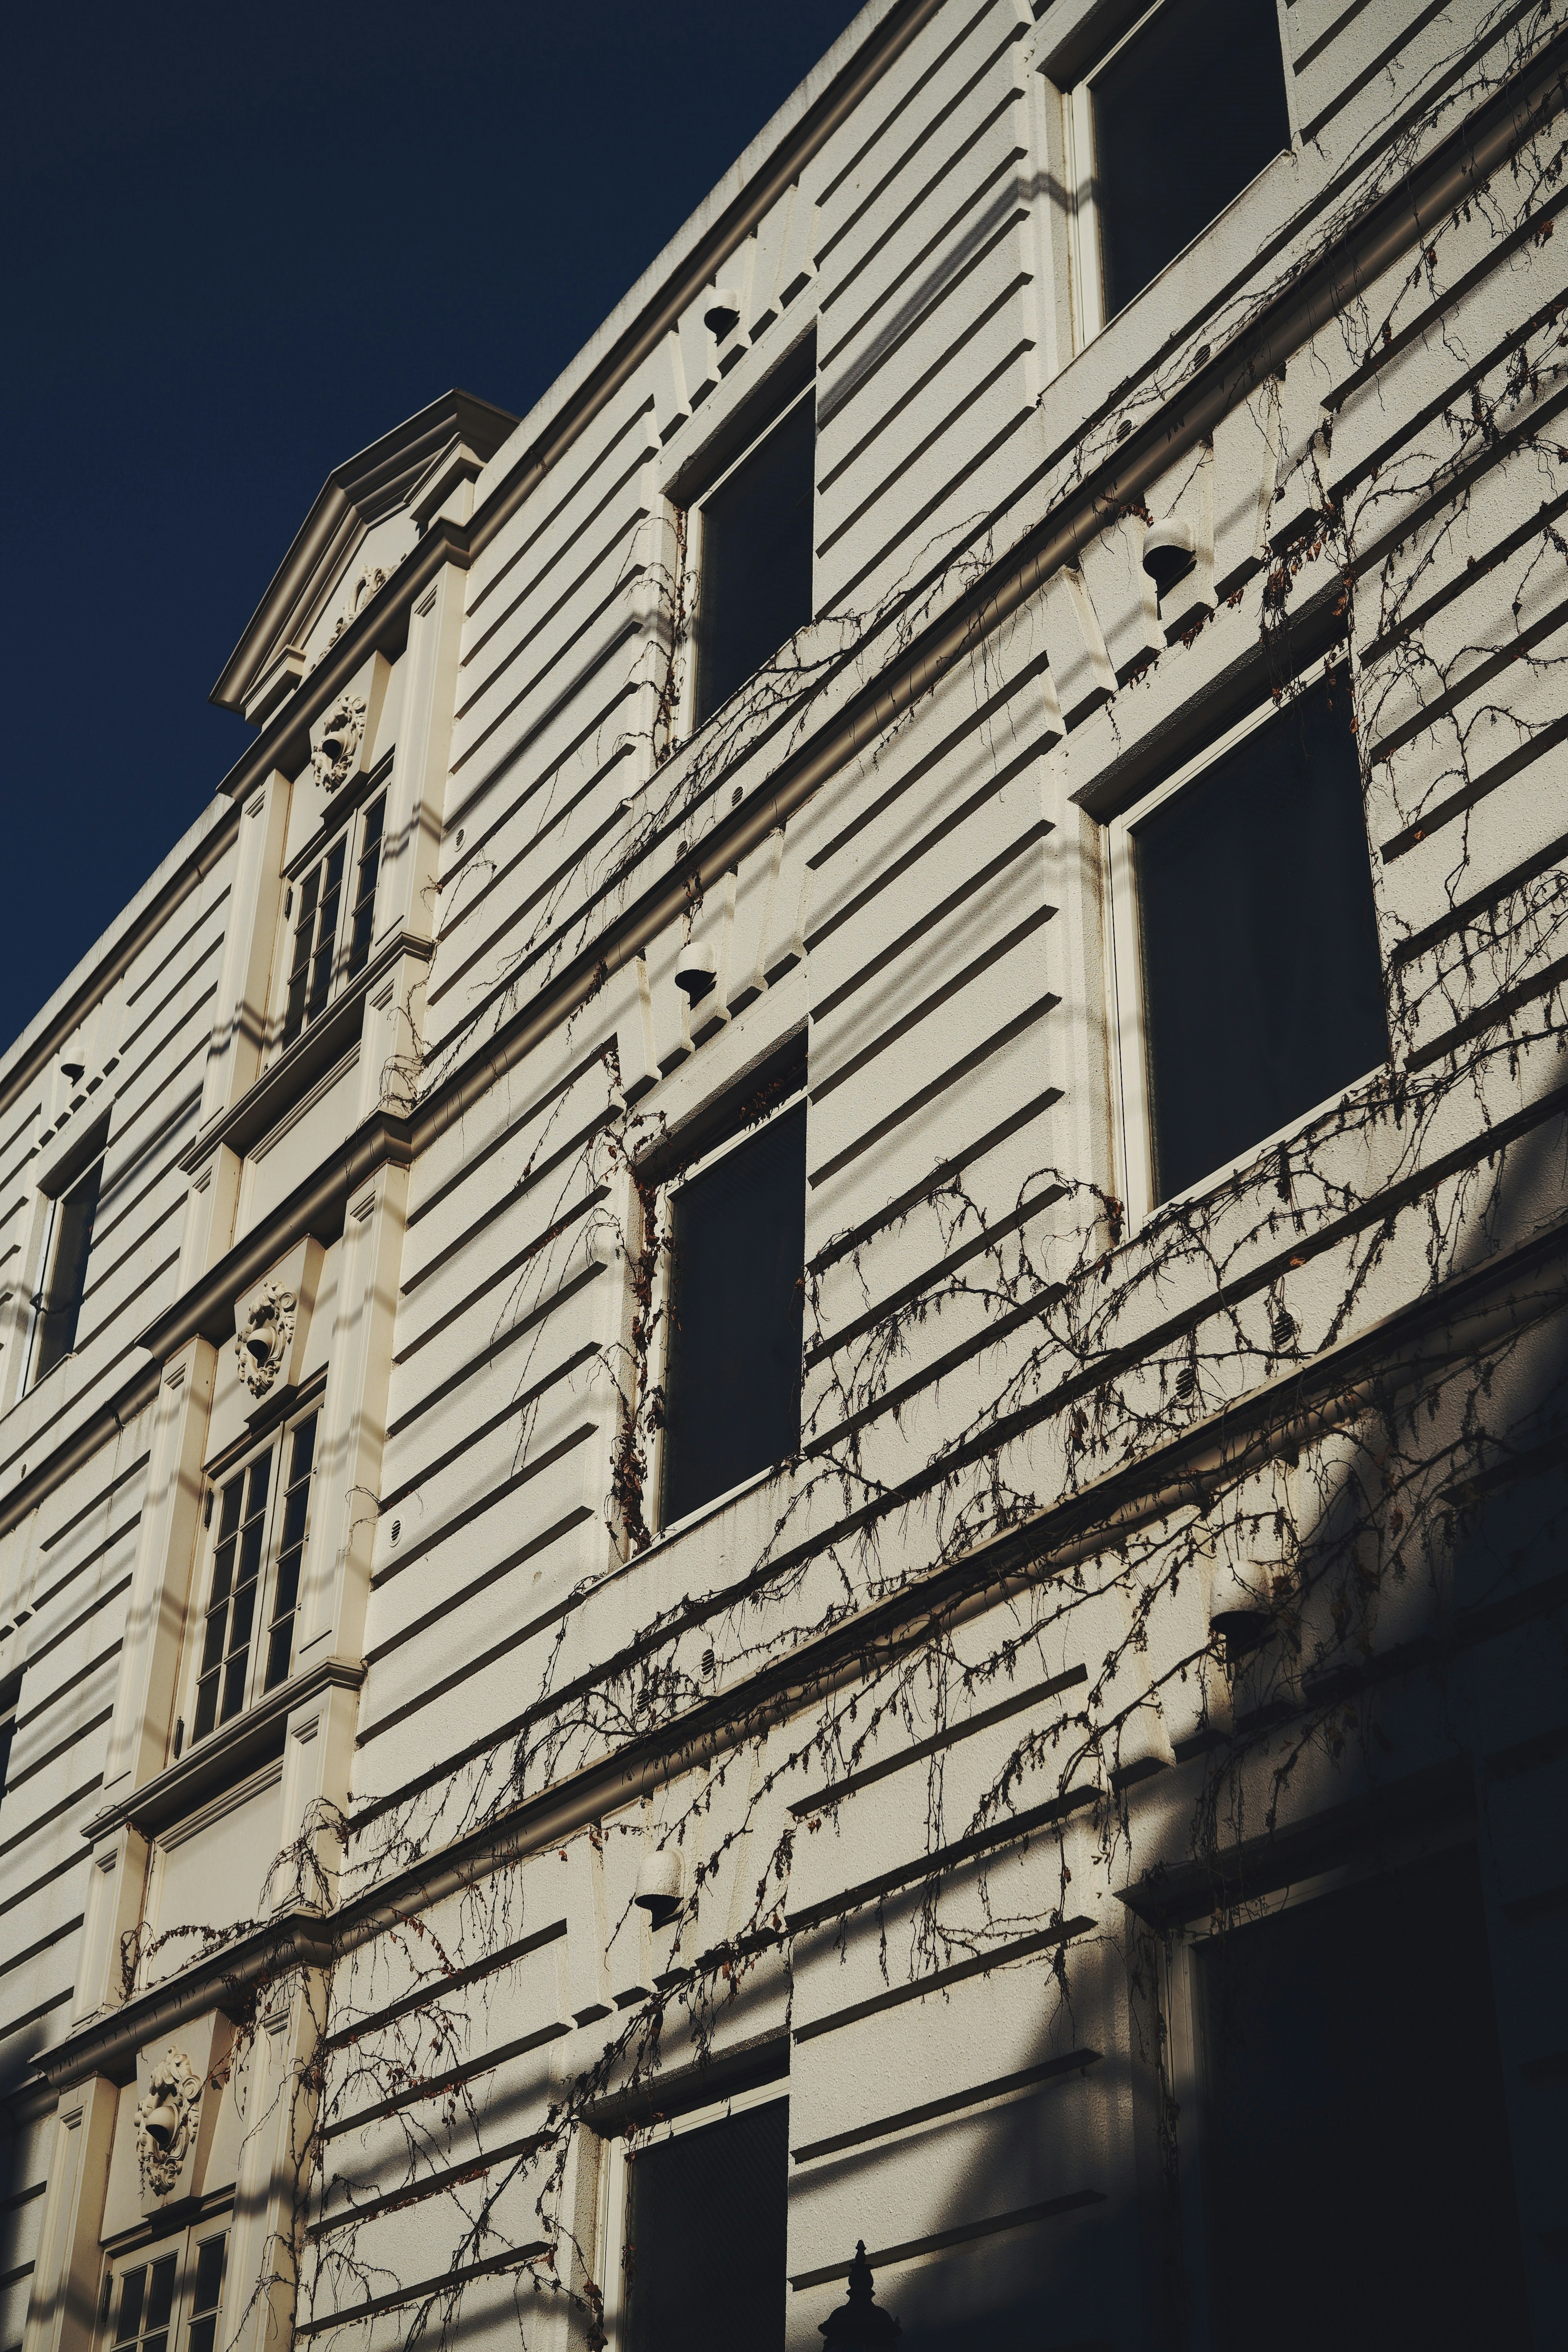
(2, 0), (864, 1054)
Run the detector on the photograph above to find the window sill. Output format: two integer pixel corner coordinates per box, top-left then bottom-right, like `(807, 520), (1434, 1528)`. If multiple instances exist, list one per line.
(82, 1654), (365, 1847)
(635, 1458), (790, 1568)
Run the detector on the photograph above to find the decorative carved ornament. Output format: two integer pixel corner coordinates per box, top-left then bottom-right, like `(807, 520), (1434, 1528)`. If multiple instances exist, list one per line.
(310, 690), (368, 792)
(327, 564), (388, 648)
(236, 1283), (297, 1398)
(134, 2046), (203, 2196)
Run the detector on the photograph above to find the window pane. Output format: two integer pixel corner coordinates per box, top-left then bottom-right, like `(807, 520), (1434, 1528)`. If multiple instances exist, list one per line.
(625, 2100), (788, 2352)
(662, 1107), (806, 1526)
(35, 1152), (105, 1382)
(693, 394), (814, 727)
(283, 866), (321, 1046)
(1092, 0), (1290, 321)
(191, 2234), (226, 2318)
(145, 2257), (176, 2334)
(114, 2269), (146, 2344)
(264, 1415), (316, 1694)
(1134, 679), (1387, 1204)
(347, 796), (385, 978)
(305, 839), (347, 1026)
(1196, 1845), (1528, 2350)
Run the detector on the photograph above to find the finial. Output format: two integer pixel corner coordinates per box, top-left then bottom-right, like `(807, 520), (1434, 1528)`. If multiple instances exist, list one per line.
(819, 2243), (900, 2349)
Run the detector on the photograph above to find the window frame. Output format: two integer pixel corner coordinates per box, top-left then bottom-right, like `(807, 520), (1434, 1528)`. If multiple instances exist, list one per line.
(644, 1083), (808, 1540)
(182, 1392), (322, 1751)
(1064, 0), (1299, 352)
(271, 777), (389, 1058)
(1153, 1822), (1509, 2350)
(1104, 691), (1385, 1233)
(98, 2217), (229, 2352)
(24, 1124), (109, 1392)
(675, 372), (817, 741)
(595, 2078), (788, 2352)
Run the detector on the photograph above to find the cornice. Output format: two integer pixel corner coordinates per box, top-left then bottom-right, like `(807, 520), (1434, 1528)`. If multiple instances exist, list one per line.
(82, 1657), (366, 1847)
(44, 1204), (1568, 2096)
(210, 516), (474, 808)
(178, 926), (433, 1179)
(139, 1107), (414, 1360)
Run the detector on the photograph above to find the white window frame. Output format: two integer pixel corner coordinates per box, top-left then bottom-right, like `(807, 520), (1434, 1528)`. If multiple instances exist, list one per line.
(270, 781), (388, 1058)
(595, 2078), (788, 2352)
(1106, 693), (1381, 1234)
(180, 1396), (321, 1751)
(1064, 0), (1300, 354)
(674, 380), (817, 744)
(98, 2216), (230, 2352)
(642, 1084), (807, 1541)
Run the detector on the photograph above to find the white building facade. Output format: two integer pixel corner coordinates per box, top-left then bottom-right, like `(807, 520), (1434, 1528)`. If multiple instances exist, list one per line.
(2, 2), (1564, 2348)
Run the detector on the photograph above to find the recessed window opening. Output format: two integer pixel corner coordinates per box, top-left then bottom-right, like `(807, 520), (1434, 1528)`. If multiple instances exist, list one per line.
(658, 1096), (806, 1529)
(281, 789), (386, 1048)
(1112, 676), (1388, 1212)
(610, 2090), (788, 2352)
(1183, 1844), (1528, 2349)
(102, 2225), (227, 2352)
(28, 1121), (109, 1388)
(193, 1409), (318, 1743)
(688, 379), (815, 731)
(1073, 0), (1291, 333)
(0, 1675), (20, 1825)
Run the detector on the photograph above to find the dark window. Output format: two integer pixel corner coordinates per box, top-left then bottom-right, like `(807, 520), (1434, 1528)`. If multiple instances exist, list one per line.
(1092, 0), (1290, 322)
(1133, 679), (1387, 1203)
(32, 1145), (106, 1385)
(346, 794), (385, 979)
(661, 1105), (806, 1526)
(281, 792), (383, 1048)
(0, 1690), (17, 1822)
(693, 394), (815, 728)
(1195, 1844), (1528, 2352)
(185, 2233), (227, 2352)
(263, 1414), (316, 1693)
(111, 2250), (177, 2352)
(194, 1413), (317, 1741)
(624, 2100), (788, 2352)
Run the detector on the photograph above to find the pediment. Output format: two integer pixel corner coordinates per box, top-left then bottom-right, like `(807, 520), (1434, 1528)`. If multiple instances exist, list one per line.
(211, 388), (517, 727)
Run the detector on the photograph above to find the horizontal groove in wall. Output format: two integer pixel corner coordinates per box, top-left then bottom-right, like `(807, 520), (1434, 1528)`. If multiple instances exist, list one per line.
(309, 2126), (549, 2239)
(827, 400), (1036, 615)
(1391, 830), (1568, 967)
(811, 1090), (1062, 1274)
(1299, 0), (1463, 144)
(393, 1186), (606, 1365)
(463, 434), (653, 662)
(813, 904), (1054, 1104)
(806, 1180), (1068, 1371)
(0, 1986), (71, 2047)
(324, 1919), (566, 2050)
(0, 1844), (88, 1924)
(809, 1004), (1059, 1188)
(793, 1918), (1095, 2044)
(456, 511), (648, 721)
(466, 392), (653, 620)
(0, 1913), (85, 1985)
(1381, 705), (1568, 862)
(22, 1575), (131, 1677)
(1405, 947), (1568, 1072)
(791, 2045), (1100, 2164)
(788, 1784), (1097, 1936)
(788, 2189), (1106, 2290)
(403, 1111), (611, 1301)
(359, 1490), (595, 1743)
(321, 2020), (569, 2140)
(16, 1643), (123, 1736)
(2, 1708), (115, 1801)
(367, 1505), (592, 1652)
(1370, 592), (1568, 768)
(294, 2239), (552, 2334)
(0, 1775), (104, 1865)
(386, 1281), (600, 1438)
(791, 1664), (1087, 1813)
(369, 1422), (595, 1605)
(811, 818), (1048, 1023)
(408, 1046), (607, 1234)
(31, 1513), (141, 1622)
(819, 0), (994, 209)
(819, 336), (1034, 561)
(820, 265), (1030, 496)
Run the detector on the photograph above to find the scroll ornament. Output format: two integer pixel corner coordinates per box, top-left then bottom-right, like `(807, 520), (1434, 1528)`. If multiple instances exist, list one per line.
(134, 2046), (203, 2196)
(236, 1283), (297, 1398)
